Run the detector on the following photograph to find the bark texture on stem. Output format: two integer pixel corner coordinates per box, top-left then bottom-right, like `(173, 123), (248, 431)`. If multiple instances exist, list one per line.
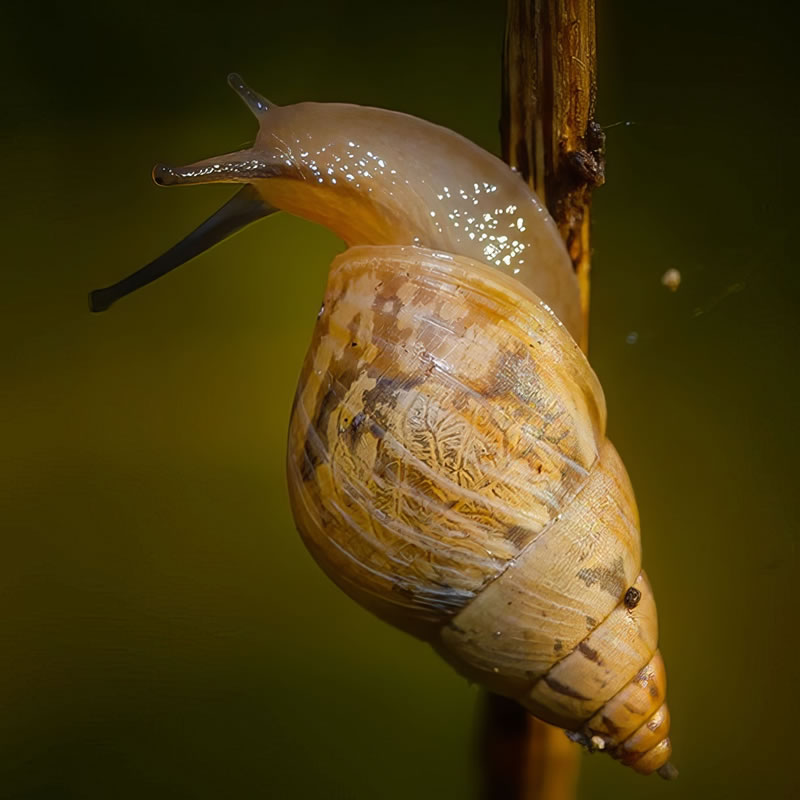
(501, 0), (602, 352)
(479, 1), (600, 798)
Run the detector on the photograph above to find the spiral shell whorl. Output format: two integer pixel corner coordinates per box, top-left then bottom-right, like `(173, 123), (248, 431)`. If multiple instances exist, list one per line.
(586, 651), (673, 775)
(287, 244), (672, 774)
(288, 245), (602, 625)
(431, 442), (673, 774)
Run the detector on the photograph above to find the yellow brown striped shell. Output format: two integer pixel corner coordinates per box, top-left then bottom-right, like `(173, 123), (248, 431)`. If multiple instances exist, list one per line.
(287, 244), (673, 776)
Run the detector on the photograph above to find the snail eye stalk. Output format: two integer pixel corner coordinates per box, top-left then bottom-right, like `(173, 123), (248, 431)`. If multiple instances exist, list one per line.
(227, 72), (274, 116)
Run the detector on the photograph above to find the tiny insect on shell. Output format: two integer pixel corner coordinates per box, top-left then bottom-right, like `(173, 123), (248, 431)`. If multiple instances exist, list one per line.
(89, 75), (675, 779)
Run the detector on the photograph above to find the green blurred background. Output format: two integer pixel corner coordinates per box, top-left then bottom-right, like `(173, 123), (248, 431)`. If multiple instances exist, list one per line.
(3, 1), (798, 797)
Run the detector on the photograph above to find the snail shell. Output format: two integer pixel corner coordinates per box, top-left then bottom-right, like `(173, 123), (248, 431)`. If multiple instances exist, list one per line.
(89, 75), (674, 778)
(287, 245), (672, 776)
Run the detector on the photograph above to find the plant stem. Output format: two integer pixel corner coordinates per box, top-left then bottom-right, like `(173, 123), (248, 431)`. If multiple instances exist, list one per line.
(478, 694), (580, 800)
(501, 0), (602, 353)
(479, 1), (601, 798)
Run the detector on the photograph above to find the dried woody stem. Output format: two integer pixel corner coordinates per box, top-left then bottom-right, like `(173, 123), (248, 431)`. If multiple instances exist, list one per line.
(478, 693), (580, 800)
(501, 0), (603, 353)
(479, 1), (602, 799)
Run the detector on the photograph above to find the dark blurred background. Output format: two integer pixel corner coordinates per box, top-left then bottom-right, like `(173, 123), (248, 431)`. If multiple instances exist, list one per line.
(2, 1), (798, 797)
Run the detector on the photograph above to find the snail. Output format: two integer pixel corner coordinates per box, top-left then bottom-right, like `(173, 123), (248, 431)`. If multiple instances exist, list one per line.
(90, 75), (676, 779)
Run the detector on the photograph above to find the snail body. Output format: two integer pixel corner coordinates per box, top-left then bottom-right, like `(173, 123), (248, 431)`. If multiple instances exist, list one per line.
(90, 76), (674, 778)
(153, 75), (581, 339)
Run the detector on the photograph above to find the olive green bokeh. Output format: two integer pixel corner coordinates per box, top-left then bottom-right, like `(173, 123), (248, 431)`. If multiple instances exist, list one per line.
(3, 1), (798, 797)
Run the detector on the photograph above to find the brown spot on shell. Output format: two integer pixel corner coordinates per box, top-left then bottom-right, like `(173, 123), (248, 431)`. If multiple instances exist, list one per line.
(312, 384), (340, 433)
(544, 675), (590, 700)
(299, 359), (365, 480)
(372, 290), (402, 319)
(578, 641), (601, 663)
(601, 715), (619, 736)
(554, 640), (564, 653)
(299, 426), (323, 482)
(485, 345), (541, 405)
(346, 311), (362, 341)
(585, 616), (597, 630)
(577, 556), (627, 597)
(362, 375), (422, 414)
(343, 411), (367, 446)
(506, 524), (536, 548)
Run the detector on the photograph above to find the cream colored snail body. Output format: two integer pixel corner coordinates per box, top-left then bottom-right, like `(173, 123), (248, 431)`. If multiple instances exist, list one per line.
(90, 75), (675, 779)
